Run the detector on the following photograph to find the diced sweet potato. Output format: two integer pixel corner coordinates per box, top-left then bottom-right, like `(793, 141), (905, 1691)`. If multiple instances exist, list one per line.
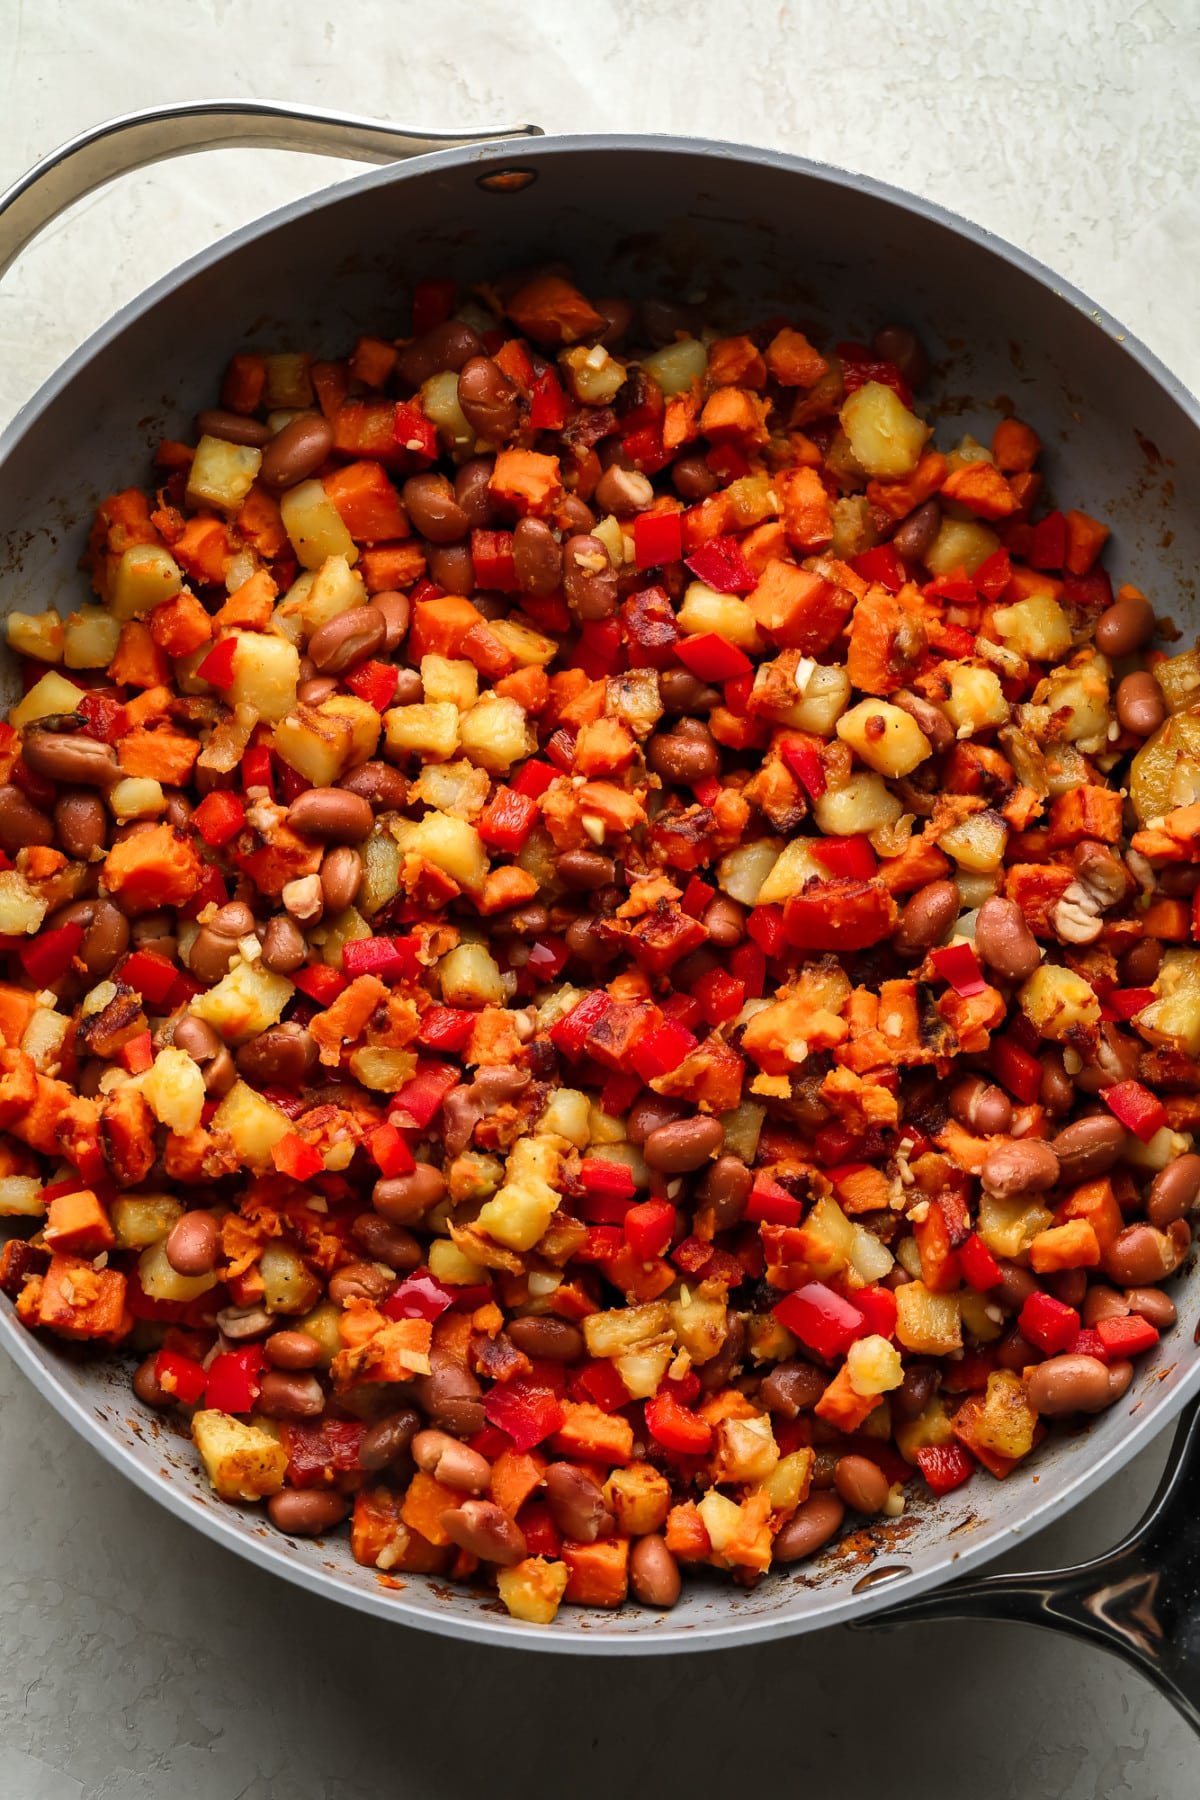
(399, 1470), (461, 1546)
(488, 450), (563, 518)
(1003, 863), (1075, 936)
(765, 328), (829, 388)
(1054, 1177), (1124, 1252)
(505, 274), (606, 347)
(847, 585), (927, 696)
(24, 1253), (130, 1342)
(699, 387), (771, 447)
(323, 462), (410, 543)
(1028, 1219), (1101, 1273)
(149, 590), (213, 656)
(550, 1401), (634, 1465)
(748, 561), (854, 651)
(776, 466), (833, 552)
(117, 726), (199, 785)
(102, 823), (204, 913)
(561, 1537), (629, 1608)
(43, 1188), (114, 1256)
(940, 462), (1017, 520)
(1046, 785), (1123, 847)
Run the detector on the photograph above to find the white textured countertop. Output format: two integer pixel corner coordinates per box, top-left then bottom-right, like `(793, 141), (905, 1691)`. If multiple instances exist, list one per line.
(1, 3), (1198, 1794)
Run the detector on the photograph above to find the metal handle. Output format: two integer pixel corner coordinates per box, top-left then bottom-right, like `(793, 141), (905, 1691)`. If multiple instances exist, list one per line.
(0, 100), (544, 279)
(860, 1398), (1200, 1733)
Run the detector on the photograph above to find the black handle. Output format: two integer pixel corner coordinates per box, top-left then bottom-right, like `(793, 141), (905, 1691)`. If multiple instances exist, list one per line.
(859, 1398), (1200, 1732)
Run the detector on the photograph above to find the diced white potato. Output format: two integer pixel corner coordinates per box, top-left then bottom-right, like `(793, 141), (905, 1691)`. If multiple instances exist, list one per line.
(1019, 964), (1101, 1040)
(925, 517), (1001, 578)
(348, 1046), (417, 1093)
(989, 594), (1072, 663)
(21, 1005), (69, 1073)
(590, 514), (627, 568)
(63, 606), (122, 669)
(849, 1224), (895, 1284)
(1034, 656), (1111, 748)
(938, 809), (1009, 873)
(408, 760), (488, 822)
(489, 616), (558, 668)
(263, 354), (313, 409)
(111, 1193), (181, 1249)
(260, 1241), (322, 1314)
(428, 1239), (488, 1286)
(717, 837), (785, 905)
(109, 778), (166, 821)
(10, 670), (87, 730)
(846, 1334), (904, 1397)
(7, 609), (63, 663)
(955, 870), (999, 910)
(538, 1086), (591, 1147)
(1123, 1126), (1194, 1172)
(385, 702), (461, 763)
(814, 772), (902, 836)
(0, 871), (48, 935)
(894, 1282), (962, 1356)
(192, 1410), (288, 1502)
(138, 1239), (219, 1303)
(420, 655), (478, 710)
(719, 1101), (766, 1163)
(406, 811), (488, 891)
(476, 1134), (565, 1251)
(211, 1080), (291, 1169)
(458, 695), (532, 774)
(714, 1415), (779, 1484)
(584, 1302), (673, 1360)
(977, 1192), (1055, 1259)
(1136, 949), (1200, 1055)
(439, 941), (507, 1007)
(496, 1559), (569, 1626)
(280, 482), (358, 570)
(420, 370), (474, 455)
(606, 668), (663, 739)
(585, 1141), (650, 1188)
(604, 1465), (672, 1536)
(0, 1176), (44, 1217)
(787, 662), (852, 734)
(1155, 649), (1200, 716)
(837, 698), (931, 777)
(303, 556), (368, 635)
(191, 961), (295, 1044)
(755, 839), (826, 905)
(226, 631), (300, 722)
(187, 436), (262, 512)
(273, 694), (380, 784)
(110, 544), (185, 620)
(943, 664), (1010, 736)
(642, 336), (708, 396)
(142, 1045), (206, 1134)
(839, 381), (931, 478)
(677, 582), (763, 651)
(561, 344), (627, 404)
(670, 1289), (727, 1366)
(586, 1103), (625, 1147)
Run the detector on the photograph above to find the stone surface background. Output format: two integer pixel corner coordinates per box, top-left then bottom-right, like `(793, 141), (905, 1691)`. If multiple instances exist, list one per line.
(0, 2), (1196, 1793)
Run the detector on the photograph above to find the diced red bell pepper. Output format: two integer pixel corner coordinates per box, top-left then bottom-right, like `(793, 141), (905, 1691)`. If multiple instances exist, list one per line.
(1103, 988), (1156, 1022)
(850, 544), (904, 592)
(77, 692), (124, 742)
(204, 1346), (264, 1414)
(836, 343), (912, 405)
(272, 1133), (325, 1181)
(691, 776), (721, 808)
(484, 1379), (566, 1451)
(1068, 1327), (1108, 1361)
(662, 992), (703, 1032)
(1102, 1080), (1167, 1143)
(275, 763), (311, 805)
(1019, 1290), (1080, 1356)
(579, 1158), (637, 1203)
(393, 401), (438, 463)
(731, 940), (767, 999)
(477, 785), (539, 854)
(551, 990), (613, 1058)
(812, 835), (876, 881)
(694, 967), (745, 1027)
(780, 737), (826, 799)
(916, 1442), (975, 1497)
(471, 529), (520, 592)
(929, 942), (986, 997)
(510, 758), (558, 799)
(722, 672), (754, 716)
(119, 1029), (154, 1075)
(856, 1285), (898, 1339)
(283, 1417), (367, 1488)
(529, 368), (568, 431)
(543, 726), (578, 773)
(525, 937), (569, 983)
(153, 1348), (208, 1407)
(1096, 1314), (1160, 1358)
(20, 923), (84, 986)
(621, 423), (673, 475)
(366, 1121), (415, 1178)
(685, 536), (755, 594)
(773, 1281), (867, 1359)
(1029, 510), (1067, 571)
(382, 1270), (456, 1322)
(520, 591), (572, 636)
(623, 1199), (675, 1260)
(241, 744), (276, 799)
(573, 1358), (631, 1412)
(1062, 570), (1113, 610)
(195, 635), (237, 691)
(291, 963), (347, 1004)
(572, 1226), (623, 1265)
(344, 659), (400, 711)
(191, 789), (246, 847)
(411, 278), (456, 335)
(389, 1061), (460, 1130)
(972, 549), (1012, 600)
(681, 874), (716, 918)
(644, 1390), (713, 1455)
(675, 633), (753, 682)
(989, 1034), (1043, 1104)
(342, 936), (422, 982)
(600, 1070), (643, 1117)
(747, 904), (786, 958)
(745, 1174), (802, 1226)
(960, 1232), (1003, 1292)
(119, 949), (179, 1007)
(577, 618), (623, 678)
(629, 1019), (697, 1081)
(417, 1007), (476, 1054)
(634, 510), (684, 570)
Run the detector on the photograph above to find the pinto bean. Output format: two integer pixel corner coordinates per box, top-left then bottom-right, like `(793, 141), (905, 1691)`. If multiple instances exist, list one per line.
(195, 408), (273, 447)
(164, 1211), (220, 1277)
(648, 720), (719, 785)
(173, 1015), (223, 1064)
(328, 1261), (394, 1306)
(397, 320), (483, 388)
(1082, 1285), (1129, 1327)
(893, 1363), (939, 1419)
(54, 789), (109, 859)
(1103, 1221), (1190, 1286)
(373, 1164), (446, 1226)
(259, 414), (334, 490)
(1125, 1287), (1178, 1331)
(511, 517), (563, 595)
(50, 899), (130, 979)
(454, 458), (497, 530)
(0, 784), (52, 853)
(594, 465), (655, 514)
(402, 473), (469, 543)
(696, 1154), (752, 1229)
(1146, 1154), (1200, 1227)
(630, 1535), (681, 1608)
(368, 591), (411, 653)
(1026, 1354), (1114, 1416)
(1108, 1359), (1136, 1402)
(440, 1500), (526, 1566)
(457, 356), (520, 440)
(412, 1429), (492, 1494)
(892, 502), (942, 564)
(642, 1115), (725, 1173)
(339, 760), (408, 809)
(359, 1408), (420, 1470)
(949, 1076), (1012, 1136)
(994, 1260), (1038, 1311)
(237, 1024), (314, 1086)
(264, 1330), (323, 1370)
(22, 730), (119, 789)
(1116, 671), (1166, 736)
(258, 1371), (325, 1419)
(133, 1353), (174, 1408)
(893, 879), (958, 955)
(891, 687), (954, 753)
(1039, 1051), (1075, 1117)
(974, 896), (1041, 981)
(307, 605), (386, 675)
(872, 323), (929, 389)
(1120, 937), (1163, 986)
(1075, 1025), (1141, 1093)
(981, 1137), (1060, 1197)
(286, 788), (373, 843)
(317, 846), (362, 915)
(217, 1304), (273, 1340)
(260, 915), (307, 974)
(760, 1359), (827, 1417)
(671, 454), (718, 501)
(834, 1454), (891, 1515)
(267, 1489), (349, 1536)
(351, 1213), (422, 1272)
(772, 1493), (846, 1562)
(701, 895), (745, 948)
(659, 667), (719, 714)
(428, 542), (475, 594)
(1050, 1115), (1127, 1183)
(507, 1316), (585, 1362)
(562, 534), (619, 620)
(413, 1356), (485, 1438)
(543, 1463), (615, 1544)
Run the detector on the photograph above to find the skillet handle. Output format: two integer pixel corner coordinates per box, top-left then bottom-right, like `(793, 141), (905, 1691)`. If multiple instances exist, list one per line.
(0, 100), (544, 278)
(857, 1398), (1200, 1734)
